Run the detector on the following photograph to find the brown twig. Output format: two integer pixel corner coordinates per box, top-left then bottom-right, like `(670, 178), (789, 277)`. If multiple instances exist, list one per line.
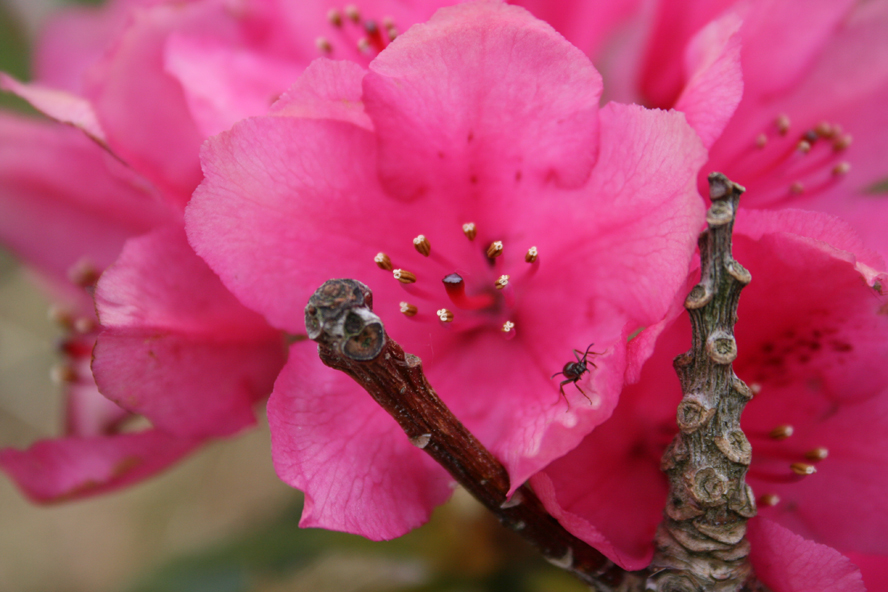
(304, 279), (636, 591)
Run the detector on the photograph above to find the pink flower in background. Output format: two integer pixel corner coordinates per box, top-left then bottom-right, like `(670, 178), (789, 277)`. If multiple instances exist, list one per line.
(2, 0), (456, 500)
(186, 0), (707, 539)
(531, 209), (888, 589)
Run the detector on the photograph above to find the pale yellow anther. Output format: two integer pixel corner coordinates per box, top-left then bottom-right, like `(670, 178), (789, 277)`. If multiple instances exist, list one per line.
(74, 317), (96, 334)
(357, 38), (371, 53)
(815, 121), (834, 138)
(382, 16), (395, 28)
(462, 222), (477, 241)
(437, 308), (454, 323)
(770, 424), (794, 440)
(805, 447), (829, 461)
(776, 114), (791, 135)
(399, 302), (418, 317)
(413, 234), (431, 257)
(833, 134), (853, 151)
(50, 364), (78, 384)
(374, 252), (393, 271)
(525, 246), (539, 263)
(832, 162), (851, 176)
(790, 182), (805, 195)
(315, 37), (333, 53)
(796, 140), (811, 154)
(48, 304), (73, 328)
(495, 275), (510, 290)
(486, 240), (504, 259)
(502, 321), (515, 333)
(393, 269), (417, 284)
(755, 133), (768, 148)
(790, 462), (817, 476)
(758, 493), (781, 507)
(327, 8), (343, 27)
(68, 258), (99, 288)
(344, 4), (360, 22)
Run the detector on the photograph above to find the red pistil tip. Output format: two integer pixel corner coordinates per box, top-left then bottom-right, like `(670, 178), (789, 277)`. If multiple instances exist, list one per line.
(344, 4), (360, 22)
(462, 222), (477, 241)
(486, 240), (503, 259)
(374, 252), (393, 271)
(393, 269), (416, 284)
(437, 308), (454, 323)
(755, 133), (768, 148)
(495, 275), (510, 290)
(832, 162), (851, 176)
(776, 114), (791, 135)
(758, 493), (781, 507)
(315, 37), (333, 54)
(413, 234), (431, 257)
(790, 462), (817, 476)
(399, 302), (417, 317)
(327, 8), (343, 27)
(443, 272), (495, 310)
(770, 424), (794, 440)
(805, 447), (829, 461)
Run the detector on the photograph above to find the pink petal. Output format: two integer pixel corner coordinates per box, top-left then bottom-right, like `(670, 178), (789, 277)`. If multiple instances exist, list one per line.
(268, 343), (453, 540)
(673, 10), (743, 149)
(748, 519), (866, 592)
(0, 112), (174, 283)
(363, 1), (603, 200)
(844, 553), (888, 592)
(93, 225), (285, 437)
(0, 430), (199, 503)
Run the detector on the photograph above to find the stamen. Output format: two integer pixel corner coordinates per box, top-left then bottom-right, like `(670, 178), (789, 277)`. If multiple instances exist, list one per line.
(790, 182), (805, 195)
(50, 364), (78, 384)
(316, 37), (333, 54)
(73, 317), (96, 334)
(833, 134), (852, 151)
(399, 302), (418, 317)
(357, 38), (371, 53)
(525, 246), (538, 263)
(749, 383), (762, 396)
(344, 4), (360, 23)
(374, 252), (393, 271)
(796, 140), (811, 154)
(48, 305), (74, 329)
(68, 258), (100, 288)
(758, 493), (781, 507)
(327, 8), (343, 27)
(462, 222), (477, 241)
(790, 462), (817, 476)
(413, 234), (431, 257)
(442, 273), (495, 310)
(486, 241), (503, 259)
(815, 121), (834, 138)
(755, 133), (768, 149)
(502, 320), (516, 340)
(769, 424), (794, 440)
(805, 447), (829, 461)
(393, 269), (417, 284)
(437, 308), (454, 323)
(832, 162), (851, 176)
(495, 275), (510, 290)
(776, 114), (791, 135)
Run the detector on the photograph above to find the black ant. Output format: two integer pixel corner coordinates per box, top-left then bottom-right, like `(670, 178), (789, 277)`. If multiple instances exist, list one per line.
(552, 343), (603, 406)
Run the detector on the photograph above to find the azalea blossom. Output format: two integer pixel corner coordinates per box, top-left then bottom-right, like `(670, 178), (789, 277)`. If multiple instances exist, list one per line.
(186, 0), (709, 539)
(531, 209), (888, 590)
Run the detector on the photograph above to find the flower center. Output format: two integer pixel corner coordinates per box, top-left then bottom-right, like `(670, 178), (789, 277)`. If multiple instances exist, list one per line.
(315, 5), (398, 64)
(730, 114), (852, 204)
(372, 222), (540, 340)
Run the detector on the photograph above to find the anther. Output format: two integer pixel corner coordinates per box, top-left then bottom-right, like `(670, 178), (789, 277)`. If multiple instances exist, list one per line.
(832, 162), (851, 176)
(357, 38), (371, 53)
(374, 252), (393, 271)
(399, 302), (417, 317)
(769, 424), (794, 440)
(796, 140), (811, 154)
(755, 133), (768, 148)
(315, 37), (332, 53)
(805, 447), (829, 461)
(749, 383), (762, 396)
(327, 8), (343, 27)
(758, 493), (781, 507)
(525, 246), (538, 263)
(495, 275), (509, 290)
(790, 462), (817, 476)
(815, 121), (834, 138)
(50, 364), (78, 384)
(502, 320), (515, 333)
(833, 134), (852, 151)
(344, 4), (360, 22)
(413, 234), (431, 257)
(790, 182), (805, 195)
(73, 317), (96, 334)
(776, 114), (791, 135)
(381, 16), (395, 29)
(462, 222), (477, 241)
(437, 308), (454, 323)
(393, 269), (416, 284)
(486, 241), (503, 259)
(48, 304), (73, 328)
(68, 258), (100, 288)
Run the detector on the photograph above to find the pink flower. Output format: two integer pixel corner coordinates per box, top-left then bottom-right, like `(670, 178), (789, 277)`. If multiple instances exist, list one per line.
(531, 209), (888, 589)
(186, 0), (708, 539)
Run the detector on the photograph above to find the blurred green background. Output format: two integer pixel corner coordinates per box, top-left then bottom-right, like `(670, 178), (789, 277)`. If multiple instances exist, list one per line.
(0, 1), (586, 590)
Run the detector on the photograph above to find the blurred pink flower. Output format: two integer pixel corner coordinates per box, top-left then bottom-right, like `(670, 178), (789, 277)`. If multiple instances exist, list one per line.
(532, 209), (888, 590)
(186, 1), (708, 539)
(1, 0), (451, 500)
